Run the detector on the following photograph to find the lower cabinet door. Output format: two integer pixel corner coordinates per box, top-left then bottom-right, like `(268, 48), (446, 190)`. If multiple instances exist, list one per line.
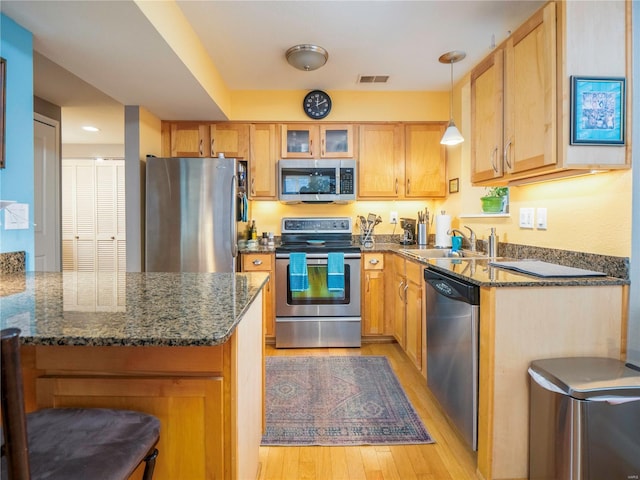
(36, 376), (224, 480)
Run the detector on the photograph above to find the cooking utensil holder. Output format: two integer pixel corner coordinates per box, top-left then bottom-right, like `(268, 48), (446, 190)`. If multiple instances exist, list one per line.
(360, 224), (375, 248)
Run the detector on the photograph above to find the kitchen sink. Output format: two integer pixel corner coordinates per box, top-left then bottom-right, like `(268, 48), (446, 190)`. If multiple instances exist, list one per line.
(400, 248), (487, 260)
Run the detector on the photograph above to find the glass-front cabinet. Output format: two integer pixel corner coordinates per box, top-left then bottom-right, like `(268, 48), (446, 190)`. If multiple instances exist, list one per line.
(281, 124), (354, 159)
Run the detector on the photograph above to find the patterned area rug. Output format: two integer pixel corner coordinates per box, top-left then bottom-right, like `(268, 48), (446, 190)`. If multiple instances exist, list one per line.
(261, 355), (434, 446)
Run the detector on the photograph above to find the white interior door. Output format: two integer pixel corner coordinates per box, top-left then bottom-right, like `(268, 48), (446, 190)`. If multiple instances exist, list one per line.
(34, 115), (61, 271)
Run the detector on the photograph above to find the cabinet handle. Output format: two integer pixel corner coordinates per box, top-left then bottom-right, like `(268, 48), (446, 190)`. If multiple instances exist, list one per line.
(407, 178), (411, 195)
(491, 146), (499, 173)
(310, 139), (313, 157)
(251, 178), (255, 196)
(252, 259), (263, 266)
(321, 138), (325, 156)
(395, 178), (399, 195)
(199, 139), (203, 157)
(369, 258), (379, 265)
(397, 280), (405, 300)
(75, 236), (79, 239)
(366, 273), (370, 293)
(111, 236), (115, 240)
(211, 138), (215, 156)
(503, 139), (513, 170)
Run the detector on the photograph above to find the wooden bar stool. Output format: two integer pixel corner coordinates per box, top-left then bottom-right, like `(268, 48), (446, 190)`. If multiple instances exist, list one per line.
(1, 328), (160, 480)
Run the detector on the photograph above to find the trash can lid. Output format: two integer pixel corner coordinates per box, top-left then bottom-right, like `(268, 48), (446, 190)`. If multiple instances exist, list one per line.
(529, 357), (640, 399)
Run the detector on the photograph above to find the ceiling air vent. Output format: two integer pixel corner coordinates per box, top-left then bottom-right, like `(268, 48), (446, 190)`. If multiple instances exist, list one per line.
(358, 75), (390, 84)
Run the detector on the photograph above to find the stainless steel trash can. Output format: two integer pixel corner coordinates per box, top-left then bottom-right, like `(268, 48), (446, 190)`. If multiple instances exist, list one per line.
(529, 357), (640, 480)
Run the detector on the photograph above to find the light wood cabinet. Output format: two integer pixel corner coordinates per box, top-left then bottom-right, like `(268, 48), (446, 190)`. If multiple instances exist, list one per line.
(389, 255), (423, 372)
(358, 123), (446, 199)
(404, 124), (447, 197)
(471, 2), (629, 186)
(358, 124), (404, 198)
(477, 284), (624, 480)
(249, 124), (278, 199)
(210, 123), (250, 159)
(403, 260), (423, 370)
(242, 253), (275, 339)
(168, 122), (210, 157)
(471, 3), (557, 184)
(362, 253), (387, 336)
(281, 124), (354, 159)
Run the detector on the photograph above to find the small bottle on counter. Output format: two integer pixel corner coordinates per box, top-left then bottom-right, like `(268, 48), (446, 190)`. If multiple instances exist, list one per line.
(488, 227), (498, 257)
(250, 220), (257, 240)
(267, 232), (275, 248)
(260, 232), (268, 246)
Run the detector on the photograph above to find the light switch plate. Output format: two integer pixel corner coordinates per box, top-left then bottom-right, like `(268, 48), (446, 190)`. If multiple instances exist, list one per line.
(389, 211), (398, 224)
(536, 208), (548, 229)
(519, 208), (534, 229)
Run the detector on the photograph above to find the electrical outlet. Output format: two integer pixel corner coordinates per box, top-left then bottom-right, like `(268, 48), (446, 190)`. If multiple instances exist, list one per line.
(389, 211), (398, 224)
(519, 208), (534, 229)
(536, 207), (548, 230)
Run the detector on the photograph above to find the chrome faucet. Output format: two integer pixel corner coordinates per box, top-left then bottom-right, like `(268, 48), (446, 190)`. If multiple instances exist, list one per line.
(449, 225), (477, 252)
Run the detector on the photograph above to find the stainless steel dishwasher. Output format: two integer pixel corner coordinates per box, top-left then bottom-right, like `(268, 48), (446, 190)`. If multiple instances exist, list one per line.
(424, 268), (480, 451)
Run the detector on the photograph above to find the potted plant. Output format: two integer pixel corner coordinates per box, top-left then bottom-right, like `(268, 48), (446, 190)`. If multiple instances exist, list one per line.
(481, 187), (508, 213)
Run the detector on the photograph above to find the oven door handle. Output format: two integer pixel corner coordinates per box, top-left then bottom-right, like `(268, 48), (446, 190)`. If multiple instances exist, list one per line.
(276, 252), (361, 260)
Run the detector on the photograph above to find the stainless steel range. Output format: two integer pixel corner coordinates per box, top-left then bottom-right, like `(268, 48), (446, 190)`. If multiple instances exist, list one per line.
(275, 217), (361, 348)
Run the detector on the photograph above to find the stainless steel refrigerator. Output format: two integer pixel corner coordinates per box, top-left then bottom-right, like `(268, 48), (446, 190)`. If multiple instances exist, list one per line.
(145, 157), (239, 272)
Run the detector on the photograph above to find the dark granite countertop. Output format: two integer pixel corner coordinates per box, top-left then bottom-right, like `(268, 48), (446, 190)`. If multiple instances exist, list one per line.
(0, 271), (269, 347)
(421, 257), (627, 287)
(362, 242), (628, 287)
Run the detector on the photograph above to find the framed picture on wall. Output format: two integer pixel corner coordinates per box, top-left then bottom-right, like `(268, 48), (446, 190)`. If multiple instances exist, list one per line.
(570, 76), (625, 145)
(1, 57), (5, 169)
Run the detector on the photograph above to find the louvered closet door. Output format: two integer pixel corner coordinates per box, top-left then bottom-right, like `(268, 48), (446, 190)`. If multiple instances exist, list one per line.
(62, 161), (96, 271)
(61, 160), (126, 310)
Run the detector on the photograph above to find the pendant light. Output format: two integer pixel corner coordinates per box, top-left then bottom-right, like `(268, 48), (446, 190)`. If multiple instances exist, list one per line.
(439, 51), (466, 146)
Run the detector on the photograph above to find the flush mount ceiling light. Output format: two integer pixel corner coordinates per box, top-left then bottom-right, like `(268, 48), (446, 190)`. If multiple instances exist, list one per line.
(286, 44), (328, 71)
(81, 125), (100, 132)
(439, 50), (466, 146)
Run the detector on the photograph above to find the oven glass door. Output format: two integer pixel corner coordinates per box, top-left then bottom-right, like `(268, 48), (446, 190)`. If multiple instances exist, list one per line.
(287, 262), (350, 305)
(275, 254), (361, 318)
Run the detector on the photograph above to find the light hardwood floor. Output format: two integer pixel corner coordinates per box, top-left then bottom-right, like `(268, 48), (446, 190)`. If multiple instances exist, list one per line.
(258, 343), (479, 480)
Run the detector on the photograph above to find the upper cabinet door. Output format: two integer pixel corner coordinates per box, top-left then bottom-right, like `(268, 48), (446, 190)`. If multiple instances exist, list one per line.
(210, 123), (250, 159)
(471, 2), (556, 185)
(281, 124), (319, 158)
(358, 124), (404, 198)
(319, 125), (354, 158)
(249, 124), (278, 199)
(280, 124), (354, 158)
(170, 122), (210, 157)
(404, 124), (447, 198)
(471, 51), (505, 183)
(504, 2), (556, 175)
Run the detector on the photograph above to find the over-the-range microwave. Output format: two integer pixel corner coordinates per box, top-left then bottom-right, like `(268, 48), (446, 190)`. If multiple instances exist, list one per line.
(278, 159), (356, 204)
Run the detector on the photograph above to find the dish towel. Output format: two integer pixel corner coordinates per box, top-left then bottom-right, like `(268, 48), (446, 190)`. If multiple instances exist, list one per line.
(241, 193), (248, 222)
(327, 252), (345, 292)
(289, 252), (309, 292)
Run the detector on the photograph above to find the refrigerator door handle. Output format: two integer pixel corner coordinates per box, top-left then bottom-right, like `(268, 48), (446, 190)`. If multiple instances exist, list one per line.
(231, 174), (238, 259)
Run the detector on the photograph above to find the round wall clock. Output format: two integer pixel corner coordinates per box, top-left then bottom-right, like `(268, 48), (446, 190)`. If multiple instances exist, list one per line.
(303, 90), (332, 119)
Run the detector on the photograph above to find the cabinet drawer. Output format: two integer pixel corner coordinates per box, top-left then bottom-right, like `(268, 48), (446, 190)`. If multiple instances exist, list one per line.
(363, 253), (384, 270)
(242, 253), (273, 271)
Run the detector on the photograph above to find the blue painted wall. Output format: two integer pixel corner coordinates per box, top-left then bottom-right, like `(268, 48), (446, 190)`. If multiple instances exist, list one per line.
(0, 14), (34, 270)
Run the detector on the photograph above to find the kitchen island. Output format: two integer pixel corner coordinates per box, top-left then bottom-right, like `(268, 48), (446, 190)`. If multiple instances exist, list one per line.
(0, 271), (269, 480)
